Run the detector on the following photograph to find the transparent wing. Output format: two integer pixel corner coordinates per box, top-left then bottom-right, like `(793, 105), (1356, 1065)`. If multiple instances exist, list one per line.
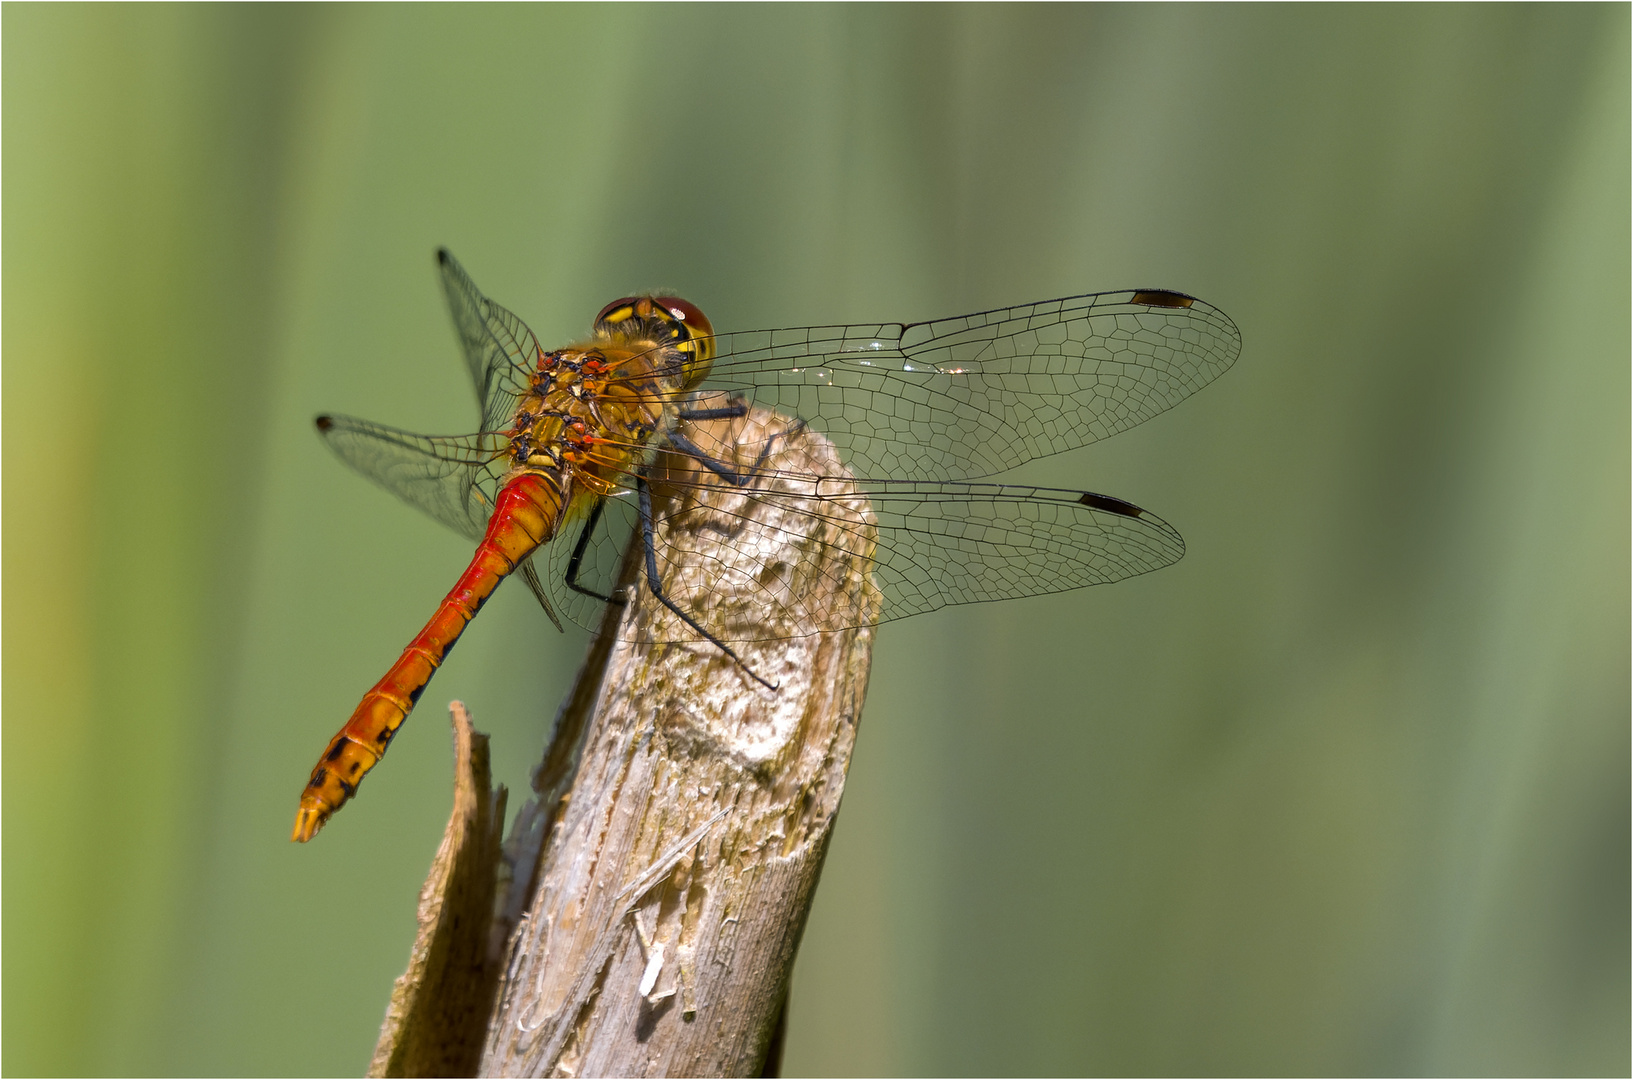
(437, 255), (1236, 484)
(326, 262), (1231, 640)
(661, 289), (1239, 482)
(859, 479), (1184, 625)
(531, 489), (641, 630)
(530, 467), (1184, 644)
(314, 413), (507, 542)
(436, 248), (541, 434)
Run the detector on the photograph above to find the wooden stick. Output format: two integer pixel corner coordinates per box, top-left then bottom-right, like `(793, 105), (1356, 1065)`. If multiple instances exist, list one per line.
(368, 702), (507, 1078)
(370, 404), (878, 1077)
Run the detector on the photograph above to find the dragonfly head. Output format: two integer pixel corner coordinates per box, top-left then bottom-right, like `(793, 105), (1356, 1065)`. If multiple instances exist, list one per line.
(593, 295), (716, 387)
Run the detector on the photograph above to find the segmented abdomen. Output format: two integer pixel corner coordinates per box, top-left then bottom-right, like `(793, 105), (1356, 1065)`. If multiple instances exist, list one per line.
(291, 472), (561, 842)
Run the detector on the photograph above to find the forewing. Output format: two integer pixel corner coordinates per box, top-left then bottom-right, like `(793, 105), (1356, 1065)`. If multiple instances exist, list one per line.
(315, 413), (506, 542)
(436, 249), (540, 433)
(693, 290), (1238, 481)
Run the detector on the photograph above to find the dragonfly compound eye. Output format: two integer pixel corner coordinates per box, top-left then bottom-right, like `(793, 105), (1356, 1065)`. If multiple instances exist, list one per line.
(654, 296), (715, 385)
(594, 295), (716, 387)
(593, 297), (639, 332)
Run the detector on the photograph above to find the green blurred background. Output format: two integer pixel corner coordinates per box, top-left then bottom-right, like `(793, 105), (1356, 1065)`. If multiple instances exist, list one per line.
(5, 4), (1627, 1075)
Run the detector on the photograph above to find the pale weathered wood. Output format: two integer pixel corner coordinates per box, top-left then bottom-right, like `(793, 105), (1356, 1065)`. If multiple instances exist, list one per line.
(369, 702), (508, 1078)
(371, 404), (877, 1077)
(481, 405), (878, 1077)
(368, 590), (635, 1076)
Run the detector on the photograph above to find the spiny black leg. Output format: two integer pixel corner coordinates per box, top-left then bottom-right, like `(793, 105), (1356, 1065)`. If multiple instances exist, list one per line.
(667, 427), (753, 485)
(637, 477), (776, 691)
(674, 395), (804, 485)
(676, 397), (750, 422)
(565, 496), (623, 604)
(676, 405), (748, 421)
(667, 419), (805, 489)
(744, 416), (806, 475)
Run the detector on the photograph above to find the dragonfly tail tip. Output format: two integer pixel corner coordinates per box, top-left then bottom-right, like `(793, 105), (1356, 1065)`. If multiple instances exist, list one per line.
(291, 808), (327, 843)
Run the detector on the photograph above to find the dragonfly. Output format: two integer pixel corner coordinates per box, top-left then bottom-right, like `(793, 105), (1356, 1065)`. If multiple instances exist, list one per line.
(293, 249), (1239, 842)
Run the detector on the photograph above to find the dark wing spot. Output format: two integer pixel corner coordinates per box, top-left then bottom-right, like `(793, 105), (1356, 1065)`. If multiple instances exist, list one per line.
(1130, 290), (1194, 308)
(315, 415), (334, 432)
(1079, 491), (1144, 518)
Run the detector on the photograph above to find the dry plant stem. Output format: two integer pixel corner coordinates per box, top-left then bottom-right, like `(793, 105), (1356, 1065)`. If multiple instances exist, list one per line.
(367, 406), (877, 1077)
(370, 601), (627, 1077)
(369, 702), (508, 1078)
(481, 406), (878, 1077)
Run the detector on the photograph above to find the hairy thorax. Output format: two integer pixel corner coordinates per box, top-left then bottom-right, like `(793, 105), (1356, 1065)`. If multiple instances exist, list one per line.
(503, 341), (691, 516)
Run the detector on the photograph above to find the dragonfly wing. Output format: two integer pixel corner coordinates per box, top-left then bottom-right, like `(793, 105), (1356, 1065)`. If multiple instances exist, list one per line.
(315, 412), (505, 542)
(859, 479), (1184, 623)
(518, 557), (566, 632)
(436, 249), (539, 434)
(611, 468), (1183, 644)
(530, 490), (644, 632)
(697, 290), (1239, 482)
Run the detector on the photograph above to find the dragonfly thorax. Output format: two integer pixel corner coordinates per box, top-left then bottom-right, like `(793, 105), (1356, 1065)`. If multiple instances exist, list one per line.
(504, 342), (686, 500)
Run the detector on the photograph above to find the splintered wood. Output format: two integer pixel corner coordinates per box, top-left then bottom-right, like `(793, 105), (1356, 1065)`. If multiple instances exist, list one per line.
(370, 405), (877, 1078)
(368, 703), (507, 1078)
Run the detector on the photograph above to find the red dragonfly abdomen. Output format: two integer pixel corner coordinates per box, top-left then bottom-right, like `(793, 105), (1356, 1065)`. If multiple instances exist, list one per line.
(292, 472), (561, 842)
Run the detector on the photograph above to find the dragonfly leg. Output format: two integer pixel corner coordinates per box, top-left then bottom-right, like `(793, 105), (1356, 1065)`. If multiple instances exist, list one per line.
(637, 477), (776, 691)
(666, 419), (806, 488)
(675, 398), (749, 422)
(565, 496), (624, 603)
